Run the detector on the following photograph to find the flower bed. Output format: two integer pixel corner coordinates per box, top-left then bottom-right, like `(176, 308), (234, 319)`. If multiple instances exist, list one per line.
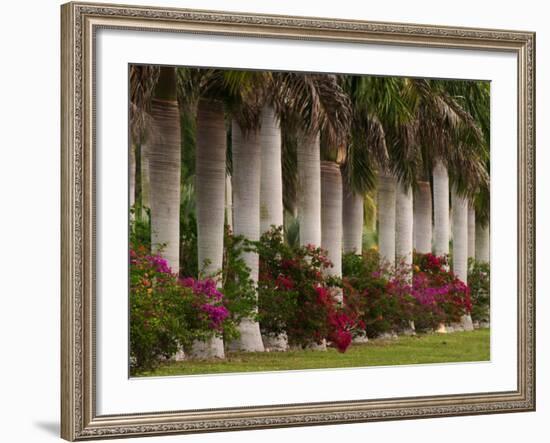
(130, 224), (482, 367)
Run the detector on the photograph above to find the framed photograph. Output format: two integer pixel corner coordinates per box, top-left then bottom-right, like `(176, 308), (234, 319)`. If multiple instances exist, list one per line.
(61, 1), (535, 440)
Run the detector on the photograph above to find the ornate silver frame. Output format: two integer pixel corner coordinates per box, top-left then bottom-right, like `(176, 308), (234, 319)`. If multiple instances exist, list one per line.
(61, 2), (536, 440)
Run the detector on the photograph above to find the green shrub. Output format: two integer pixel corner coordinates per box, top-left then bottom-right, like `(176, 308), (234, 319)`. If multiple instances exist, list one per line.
(180, 210), (198, 278)
(220, 227), (261, 342)
(468, 258), (490, 322)
(130, 211), (151, 252)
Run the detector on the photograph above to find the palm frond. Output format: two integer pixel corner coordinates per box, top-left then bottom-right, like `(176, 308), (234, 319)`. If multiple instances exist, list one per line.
(129, 64), (160, 143)
(273, 72), (351, 147)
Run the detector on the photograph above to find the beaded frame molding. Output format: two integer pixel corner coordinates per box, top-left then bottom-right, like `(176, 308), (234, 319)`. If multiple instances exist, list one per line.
(61, 2), (535, 440)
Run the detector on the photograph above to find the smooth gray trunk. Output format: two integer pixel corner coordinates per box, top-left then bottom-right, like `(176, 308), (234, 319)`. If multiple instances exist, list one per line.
(259, 107), (288, 350)
(342, 179), (363, 255)
(321, 161), (343, 302)
(451, 188), (473, 332)
(225, 174), (233, 230)
(413, 181), (432, 254)
(297, 131), (322, 247)
(149, 98), (181, 273)
(377, 173), (397, 266)
(229, 121), (264, 352)
(468, 206), (476, 260)
(194, 99), (227, 359)
(260, 106), (284, 233)
(140, 143), (150, 220)
(395, 182), (413, 269)
(475, 221), (490, 262)
(433, 160), (450, 256)
(451, 188), (468, 282)
(129, 144), (136, 214)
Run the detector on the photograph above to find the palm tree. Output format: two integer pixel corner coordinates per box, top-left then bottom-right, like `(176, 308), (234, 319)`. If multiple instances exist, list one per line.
(433, 160), (450, 256)
(451, 187), (474, 331)
(229, 120), (265, 352)
(468, 206), (476, 259)
(387, 117), (418, 272)
(443, 80), (491, 266)
(177, 69), (269, 356)
(342, 183), (364, 254)
(475, 222), (490, 262)
(297, 130), (322, 246)
(129, 144), (136, 213)
(193, 96), (227, 358)
(377, 174), (397, 264)
(413, 181), (432, 253)
(341, 76), (388, 255)
(148, 67), (181, 273)
(395, 182), (414, 267)
(259, 107), (287, 351)
(225, 174), (233, 230)
(451, 188), (469, 283)
(176, 67), (232, 358)
(321, 160), (343, 292)
(140, 143), (150, 220)
(438, 80), (489, 331)
(474, 179), (490, 263)
(130, 65), (159, 223)
(339, 76), (411, 266)
(260, 106), (284, 233)
(410, 79), (488, 265)
(438, 78), (490, 240)
(275, 74), (351, 250)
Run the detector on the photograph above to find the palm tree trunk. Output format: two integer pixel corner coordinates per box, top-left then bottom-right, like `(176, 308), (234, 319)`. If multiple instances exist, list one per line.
(129, 143), (136, 215)
(451, 188), (474, 331)
(229, 121), (265, 352)
(396, 182), (413, 268)
(296, 131), (325, 350)
(321, 161), (343, 301)
(451, 189), (468, 282)
(342, 179), (363, 255)
(140, 143), (150, 220)
(468, 206), (476, 260)
(225, 174), (233, 230)
(260, 106), (284, 233)
(193, 98), (227, 359)
(413, 180), (432, 254)
(149, 67), (180, 273)
(259, 106), (287, 351)
(475, 221), (490, 262)
(433, 160), (450, 256)
(297, 131), (321, 247)
(377, 173), (397, 265)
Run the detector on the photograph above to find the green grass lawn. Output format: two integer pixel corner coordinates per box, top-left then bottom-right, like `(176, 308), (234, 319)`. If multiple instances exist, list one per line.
(135, 329), (490, 377)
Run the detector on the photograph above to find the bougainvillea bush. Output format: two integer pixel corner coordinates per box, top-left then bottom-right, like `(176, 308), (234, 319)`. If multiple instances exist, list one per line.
(411, 253), (472, 330)
(255, 227), (359, 352)
(342, 251), (473, 337)
(342, 250), (407, 338)
(130, 246), (230, 373)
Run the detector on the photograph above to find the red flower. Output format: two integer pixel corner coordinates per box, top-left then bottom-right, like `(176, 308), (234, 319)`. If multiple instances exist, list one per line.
(315, 286), (331, 305)
(275, 274), (294, 290)
(330, 329), (352, 353)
